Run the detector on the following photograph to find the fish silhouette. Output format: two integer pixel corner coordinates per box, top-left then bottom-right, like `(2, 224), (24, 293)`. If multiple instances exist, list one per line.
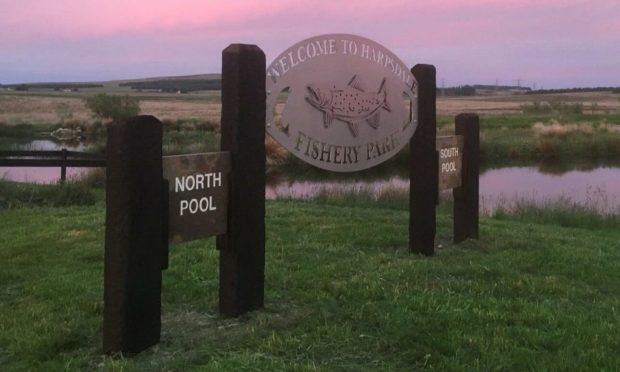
(306, 75), (391, 137)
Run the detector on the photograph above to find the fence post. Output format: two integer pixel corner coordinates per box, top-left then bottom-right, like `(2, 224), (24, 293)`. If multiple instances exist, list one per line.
(410, 64), (438, 256)
(454, 113), (479, 243)
(103, 115), (164, 354)
(60, 148), (67, 183)
(217, 44), (266, 317)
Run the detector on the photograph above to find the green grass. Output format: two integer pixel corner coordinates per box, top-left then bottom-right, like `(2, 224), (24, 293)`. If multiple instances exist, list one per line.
(0, 181), (99, 209)
(461, 112), (620, 168)
(0, 123), (39, 137)
(3, 89), (618, 167)
(162, 128), (220, 155)
(483, 113), (620, 130)
(480, 128), (620, 167)
(0, 122), (59, 137)
(0, 119), (220, 155)
(1, 192), (620, 370)
(4, 106), (619, 172)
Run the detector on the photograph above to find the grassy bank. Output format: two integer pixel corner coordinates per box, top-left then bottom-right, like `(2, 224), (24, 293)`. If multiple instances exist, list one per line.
(438, 112), (620, 168)
(278, 111), (620, 177)
(0, 181), (98, 209)
(1, 187), (619, 370)
(4, 89), (620, 167)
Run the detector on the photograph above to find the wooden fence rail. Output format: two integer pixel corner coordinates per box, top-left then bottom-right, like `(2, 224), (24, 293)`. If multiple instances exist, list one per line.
(0, 149), (106, 183)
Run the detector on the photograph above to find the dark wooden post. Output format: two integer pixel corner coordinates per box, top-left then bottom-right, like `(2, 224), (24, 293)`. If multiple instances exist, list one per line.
(161, 179), (169, 270)
(454, 113), (479, 243)
(60, 148), (67, 183)
(409, 64), (438, 256)
(103, 115), (164, 354)
(217, 44), (266, 317)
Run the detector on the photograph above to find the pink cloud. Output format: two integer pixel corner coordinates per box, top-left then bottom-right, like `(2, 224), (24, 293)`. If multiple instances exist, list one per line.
(1, 0), (618, 86)
(2, 0), (618, 47)
(2, 0), (299, 42)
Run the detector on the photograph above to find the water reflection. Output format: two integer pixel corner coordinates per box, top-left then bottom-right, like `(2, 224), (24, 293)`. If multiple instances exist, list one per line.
(5, 139), (90, 151)
(0, 167), (94, 184)
(0, 138), (97, 184)
(267, 176), (409, 200)
(267, 167), (620, 215)
(3, 137), (620, 214)
(479, 167), (620, 215)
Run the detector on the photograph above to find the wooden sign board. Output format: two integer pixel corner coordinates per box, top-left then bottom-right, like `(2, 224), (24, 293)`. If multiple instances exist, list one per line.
(437, 135), (463, 190)
(163, 152), (231, 244)
(265, 34), (418, 172)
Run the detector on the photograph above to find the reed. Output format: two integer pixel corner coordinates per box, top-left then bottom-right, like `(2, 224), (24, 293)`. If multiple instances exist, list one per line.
(491, 197), (619, 229)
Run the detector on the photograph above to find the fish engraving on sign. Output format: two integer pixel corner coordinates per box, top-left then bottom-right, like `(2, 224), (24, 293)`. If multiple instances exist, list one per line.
(305, 75), (391, 137)
(266, 34), (418, 172)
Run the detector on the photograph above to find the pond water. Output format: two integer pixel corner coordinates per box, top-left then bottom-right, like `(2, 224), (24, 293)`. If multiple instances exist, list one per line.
(0, 138), (97, 184)
(3, 140), (619, 214)
(266, 167), (620, 215)
(0, 166), (95, 184)
(478, 167), (620, 214)
(3, 139), (90, 152)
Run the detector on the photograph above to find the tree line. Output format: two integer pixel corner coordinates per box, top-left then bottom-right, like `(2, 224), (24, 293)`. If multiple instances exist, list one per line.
(526, 87), (620, 95)
(0, 83), (103, 91)
(119, 78), (221, 93)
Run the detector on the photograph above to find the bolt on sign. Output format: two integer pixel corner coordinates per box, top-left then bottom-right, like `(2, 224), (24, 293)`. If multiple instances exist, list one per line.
(163, 152), (230, 244)
(266, 34), (418, 172)
(436, 135), (464, 190)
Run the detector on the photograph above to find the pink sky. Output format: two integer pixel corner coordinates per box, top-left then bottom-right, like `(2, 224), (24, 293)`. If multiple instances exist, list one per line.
(1, 0), (619, 87)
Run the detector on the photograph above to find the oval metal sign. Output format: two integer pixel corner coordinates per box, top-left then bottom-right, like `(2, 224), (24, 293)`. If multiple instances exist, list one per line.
(266, 34), (418, 172)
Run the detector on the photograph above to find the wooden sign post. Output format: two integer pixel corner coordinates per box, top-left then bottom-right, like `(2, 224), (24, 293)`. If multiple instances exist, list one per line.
(101, 39), (450, 356)
(437, 135), (464, 191)
(163, 152), (231, 244)
(436, 114), (479, 244)
(218, 44), (266, 317)
(454, 113), (479, 243)
(102, 45), (267, 355)
(103, 115), (165, 354)
(410, 64), (438, 256)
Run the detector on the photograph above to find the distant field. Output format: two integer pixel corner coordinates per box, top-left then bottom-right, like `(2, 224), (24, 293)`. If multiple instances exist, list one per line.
(1, 88), (618, 125)
(0, 91), (222, 124)
(437, 91), (620, 116)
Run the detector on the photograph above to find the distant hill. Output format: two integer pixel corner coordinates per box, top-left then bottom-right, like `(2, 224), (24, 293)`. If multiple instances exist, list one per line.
(441, 85), (531, 96)
(441, 85), (620, 96)
(119, 76), (221, 93)
(106, 73), (221, 85)
(0, 74), (222, 93)
(526, 87), (620, 95)
(6, 74), (615, 96)
(0, 82), (104, 91)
